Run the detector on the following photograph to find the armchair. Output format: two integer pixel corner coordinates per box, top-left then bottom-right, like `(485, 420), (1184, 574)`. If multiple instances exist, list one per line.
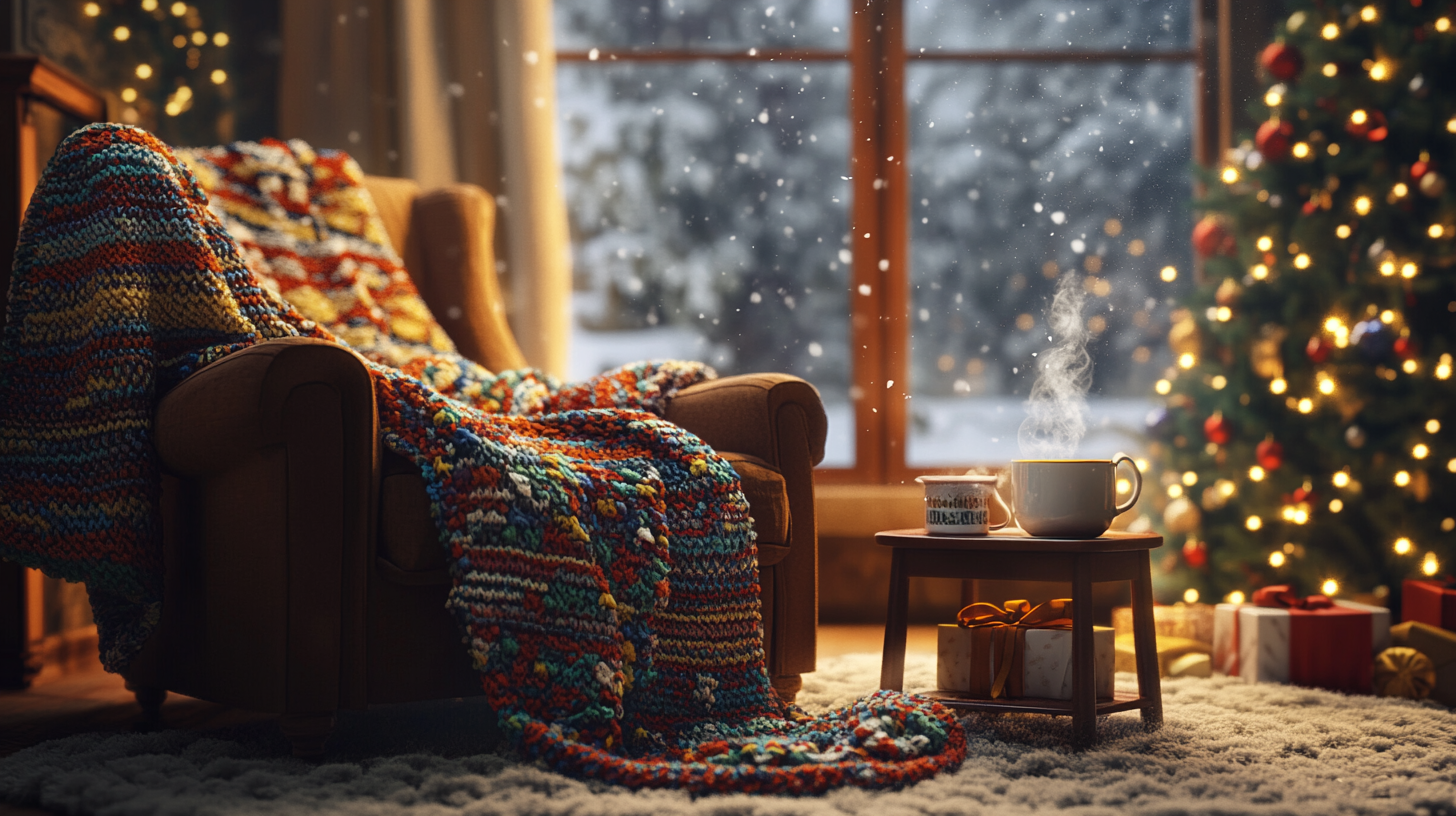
(118, 176), (826, 756)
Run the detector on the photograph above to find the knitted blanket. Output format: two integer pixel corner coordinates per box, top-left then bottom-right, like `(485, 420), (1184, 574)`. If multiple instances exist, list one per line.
(0, 124), (963, 794)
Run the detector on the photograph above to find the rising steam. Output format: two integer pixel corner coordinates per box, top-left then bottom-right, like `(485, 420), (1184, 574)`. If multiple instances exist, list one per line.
(1018, 272), (1093, 459)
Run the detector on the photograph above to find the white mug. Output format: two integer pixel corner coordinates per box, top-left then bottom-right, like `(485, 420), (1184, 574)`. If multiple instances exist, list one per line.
(1011, 456), (1143, 539)
(915, 475), (1011, 536)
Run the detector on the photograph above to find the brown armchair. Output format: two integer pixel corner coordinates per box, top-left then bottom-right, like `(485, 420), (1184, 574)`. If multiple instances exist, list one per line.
(119, 177), (826, 756)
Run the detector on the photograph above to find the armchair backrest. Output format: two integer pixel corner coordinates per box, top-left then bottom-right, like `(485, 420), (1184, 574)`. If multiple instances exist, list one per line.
(361, 176), (528, 374)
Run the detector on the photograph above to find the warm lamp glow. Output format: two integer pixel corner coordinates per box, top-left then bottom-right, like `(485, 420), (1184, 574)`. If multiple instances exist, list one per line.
(1167, 484), (1184, 498)
(1292, 142), (1311, 158)
(1350, 109), (1368, 125)
(1270, 378), (1287, 394)
(1329, 498), (1343, 512)
(171, 1), (186, 16)
(1252, 264), (1269, 280)
(213, 32), (230, 46)
(1297, 398), (1314, 413)
(1333, 472), (1351, 487)
(210, 69), (227, 84)
(1211, 375), (1227, 390)
(1318, 378), (1336, 394)
(1369, 61), (1389, 81)
(83, 2), (100, 16)
(1215, 306), (1232, 322)
(1294, 253), (1311, 269)
(1413, 444), (1430, 459)
(113, 26), (131, 41)
(1423, 553), (1441, 577)
(1322, 62), (1338, 77)
(120, 87), (137, 103)
(1182, 471), (1199, 486)
(1380, 260), (1397, 276)
(1359, 5), (1378, 21)
(1178, 353), (1196, 369)
(1431, 224), (1446, 238)
(1403, 359), (1418, 374)
(1401, 262), (1419, 278)
(1427, 419), (1441, 433)
(1264, 90), (1283, 107)
(1438, 17), (1452, 32)
(1394, 183), (1409, 197)
(135, 64), (153, 79)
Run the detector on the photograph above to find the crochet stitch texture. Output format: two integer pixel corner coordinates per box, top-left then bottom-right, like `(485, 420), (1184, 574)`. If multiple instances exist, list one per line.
(0, 124), (963, 793)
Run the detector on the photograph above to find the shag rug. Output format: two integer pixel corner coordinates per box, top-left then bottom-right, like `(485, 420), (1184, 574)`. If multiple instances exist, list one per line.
(4, 652), (1456, 816)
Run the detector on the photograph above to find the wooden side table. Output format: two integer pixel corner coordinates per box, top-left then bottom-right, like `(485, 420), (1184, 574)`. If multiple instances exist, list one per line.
(876, 527), (1164, 749)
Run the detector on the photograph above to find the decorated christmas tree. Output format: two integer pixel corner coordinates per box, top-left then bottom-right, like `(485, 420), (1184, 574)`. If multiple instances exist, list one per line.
(1150, 0), (1456, 607)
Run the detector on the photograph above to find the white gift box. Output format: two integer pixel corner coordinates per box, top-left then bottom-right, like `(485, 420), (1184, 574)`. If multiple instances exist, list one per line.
(1212, 600), (1391, 687)
(937, 623), (1114, 699)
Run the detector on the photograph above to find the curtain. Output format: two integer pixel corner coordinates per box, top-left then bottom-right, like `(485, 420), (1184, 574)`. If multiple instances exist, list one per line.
(277, 0), (571, 377)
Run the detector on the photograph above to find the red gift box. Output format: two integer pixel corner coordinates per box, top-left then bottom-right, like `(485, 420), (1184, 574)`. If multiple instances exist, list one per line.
(1403, 579), (1456, 632)
(1213, 585), (1390, 694)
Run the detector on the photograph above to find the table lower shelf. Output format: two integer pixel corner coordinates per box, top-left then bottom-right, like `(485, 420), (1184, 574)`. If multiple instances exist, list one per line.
(922, 689), (1151, 716)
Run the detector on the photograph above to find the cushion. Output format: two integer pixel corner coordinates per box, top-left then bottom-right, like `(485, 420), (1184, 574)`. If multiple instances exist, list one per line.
(377, 449), (791, 582)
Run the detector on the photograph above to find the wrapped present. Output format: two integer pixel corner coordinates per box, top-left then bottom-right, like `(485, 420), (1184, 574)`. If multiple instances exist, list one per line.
(1391, 621), (1456, 707)
(1374, 647), (1436, 701)
(1113, 633), (1211, 677)
(1111, 602), (1215, 645)
(937, 599), (1113, 700)
(1212, 585), (1391, 694)
(1402, 579), (1456, 632)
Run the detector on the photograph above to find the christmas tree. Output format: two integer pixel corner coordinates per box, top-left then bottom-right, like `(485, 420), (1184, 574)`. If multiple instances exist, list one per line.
(1150, 0), (1456, 607)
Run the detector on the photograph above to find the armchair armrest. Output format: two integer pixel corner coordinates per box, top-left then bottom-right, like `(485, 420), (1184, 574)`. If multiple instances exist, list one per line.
(144, 336), (377, 715)
(663, 373), (827, 468)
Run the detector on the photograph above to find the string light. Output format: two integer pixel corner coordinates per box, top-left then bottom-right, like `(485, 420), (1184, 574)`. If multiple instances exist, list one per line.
(113, 26), (131, 41)
(1264, 89), (1283, 106)
(135, 64), (153, 79)
(1368, 61), (1390, 81)
(1401, 262), (1419, 278)
(1297, 398), (1313, 413)
(1184, 588), (1200, 603)
(1294, 253), (1311, 269)
(1423, 553), (1441, 576)
(171, 1), (186, 16)
(120, 88), (137, 103)
(1394, 537), (1413, 555)
(1155, 378), (1172, 395)
(1247, 515), (1263, 530)
(1350, 109), (1368, 126)
(1292, 142), (1311, 158)
(1448, 117), (1456, 134)
(1227, 591), (1246, 604)
(1448, 458), (1455, 473)
(1321, 22), (1340, 39)
(191, 30), (207, 45)
(1160, 266), (1178, 282)
(1431, 224), (1446, 238)
(83, 2), (100, 16)
(1321, 579), (1339, 596)
(213, 32), (230, 46)
(1336, 225), (1351, 238)
(1354, 196), (1372, 215)
(1403, 359), (1418, 374)
(1257, 236), (1274, 251)
(1182, 471), (1199, 486)
(141, 0), (157, 9)
(1252, 264), (1269, 280)
(1268, 551), (1286, 567)
(1359, 5), (1378, 22)
(1394, 183), (1409, 197)
(1217, 480), (1236, 497)
(1328, 143), (1341, 156)
(1211, 375), (1227, 390)
(1380, 260), (1397, 276)
(1333, 471), (1351, 487)
(1427, 419), (1441, 433)
(1270, 378), (1288, 395)
(1329, 498), (1343, 512)
(1215, 306), (1232, 322)
(1437, 355), (1452, 380)
(1318, 377), (1336, 394)
(1221, 167), (1240, 184)
(1322, 62), (1338, 76)
(210, 69), (227, 84)
(1167, 484), (1184, 498)
(1445, 519), (1456, 532)
(1438, 17), (1452, 33)
(1395, 470), (1411, 487)
(1249, 466), (1266, 481)
(1413, 444), (1430, 459)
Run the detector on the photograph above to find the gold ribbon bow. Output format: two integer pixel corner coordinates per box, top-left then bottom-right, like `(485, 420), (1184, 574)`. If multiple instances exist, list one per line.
(955, 599), (1074, 699)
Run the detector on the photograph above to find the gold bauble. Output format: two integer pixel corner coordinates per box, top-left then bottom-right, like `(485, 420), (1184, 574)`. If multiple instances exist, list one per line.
(1251, 324), (1288, 380)
(1374, 646), (1436, 700)
(1164, 496), (1202, 535)
(1420, 171), (1447, 198)
(1215, 277), (1243, 307)
(1169, 317), (1201, 358)
(1201, 485), (1228, 511)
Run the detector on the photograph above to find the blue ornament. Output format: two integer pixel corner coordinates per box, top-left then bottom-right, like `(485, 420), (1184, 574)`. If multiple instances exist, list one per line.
(1352, 319), (1392, 361)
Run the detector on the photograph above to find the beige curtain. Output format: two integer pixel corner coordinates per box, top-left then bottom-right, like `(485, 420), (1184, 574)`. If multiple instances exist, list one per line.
(278, 0), (571, 377)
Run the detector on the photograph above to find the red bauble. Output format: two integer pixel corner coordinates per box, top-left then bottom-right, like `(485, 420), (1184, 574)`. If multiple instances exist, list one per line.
(1183, 538), (1209, 569)
(1256, 438), (1285, 471)
(1412, 160), (1430, 179)
(1291, 485), (1315, 504)
(1259, 42), (1304, 81)
(1204, 412), (1232, 445)
(1256, 119), (1296, 161)
(1394, 336), (1418, 359)
(1346, 109), (1389, 142)
(1306, 336), (1330, 363)
(1192, 216), (1236, 257)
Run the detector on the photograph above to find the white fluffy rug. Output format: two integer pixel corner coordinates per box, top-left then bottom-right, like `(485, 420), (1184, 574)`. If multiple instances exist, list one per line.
(4, 652), (1456, 816)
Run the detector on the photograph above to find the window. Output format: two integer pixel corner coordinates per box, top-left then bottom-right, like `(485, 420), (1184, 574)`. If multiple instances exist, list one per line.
(555, 0), (1205, 483)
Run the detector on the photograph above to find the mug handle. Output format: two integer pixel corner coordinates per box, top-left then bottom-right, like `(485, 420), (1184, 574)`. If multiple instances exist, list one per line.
(988, 489), (1011, 530)
(1113, 453), (1142, 514)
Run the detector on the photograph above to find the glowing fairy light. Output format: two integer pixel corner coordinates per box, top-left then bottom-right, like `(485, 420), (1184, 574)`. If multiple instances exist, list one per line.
(1321, 579), (1339, 596)
(1247, 515), (1263, 530)
(1227, 591), (1246, 604)
(1184, 588), (1200, 603)
(1257, 236), (1274, 251)
(1394, 537), (1413, 555)
(1269, 552), (1286, 567)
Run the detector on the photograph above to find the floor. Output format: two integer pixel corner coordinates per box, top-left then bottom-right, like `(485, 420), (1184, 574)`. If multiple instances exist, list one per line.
(0, 624), (934, 752)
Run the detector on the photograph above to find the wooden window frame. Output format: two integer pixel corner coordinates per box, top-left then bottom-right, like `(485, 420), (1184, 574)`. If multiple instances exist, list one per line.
(558, 0), (1223, 487)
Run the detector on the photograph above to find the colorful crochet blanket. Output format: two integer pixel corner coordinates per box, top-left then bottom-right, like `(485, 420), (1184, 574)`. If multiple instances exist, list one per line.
(0, 124), (963, 793)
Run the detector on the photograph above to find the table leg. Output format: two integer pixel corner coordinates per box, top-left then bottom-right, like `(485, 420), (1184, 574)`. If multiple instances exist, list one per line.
(879, 548), (910, 691)
(1130, 552), (1164, 730)
(1071, 554), (1096, 749)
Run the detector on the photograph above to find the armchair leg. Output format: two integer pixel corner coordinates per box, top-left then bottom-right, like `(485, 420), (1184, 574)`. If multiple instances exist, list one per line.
(771, 674), (802, 704)
(280, 713), (336, 759)
(125, 681), (167, 726)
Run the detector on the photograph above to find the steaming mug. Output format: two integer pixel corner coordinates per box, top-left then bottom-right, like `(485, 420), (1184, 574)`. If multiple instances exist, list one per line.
(1011, 455), (1143, 539)
(915, 475), (1012, 535)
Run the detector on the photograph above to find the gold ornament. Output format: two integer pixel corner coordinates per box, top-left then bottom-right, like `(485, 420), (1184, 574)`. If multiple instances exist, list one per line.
(1251, 324), (1288, 380)
(1201, 485), (1229, 511)
(1420, 171), (1447, 198)
(1164, 496), (1202, 534)
(1169, 316), (1201, 358)
(1374, 646), (1436, 700)
(1215, 277), (1243, 307)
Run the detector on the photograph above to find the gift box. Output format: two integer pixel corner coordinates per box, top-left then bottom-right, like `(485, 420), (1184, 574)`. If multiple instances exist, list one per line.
(937, 599), (1113, 700)
(1212, 585), (1391, 694)
(1111, 602), (1214, 645)
(1113, 633), (1211, 677)
(1402, 579), (1456, 632)
(1391, 620), (1456, 707)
